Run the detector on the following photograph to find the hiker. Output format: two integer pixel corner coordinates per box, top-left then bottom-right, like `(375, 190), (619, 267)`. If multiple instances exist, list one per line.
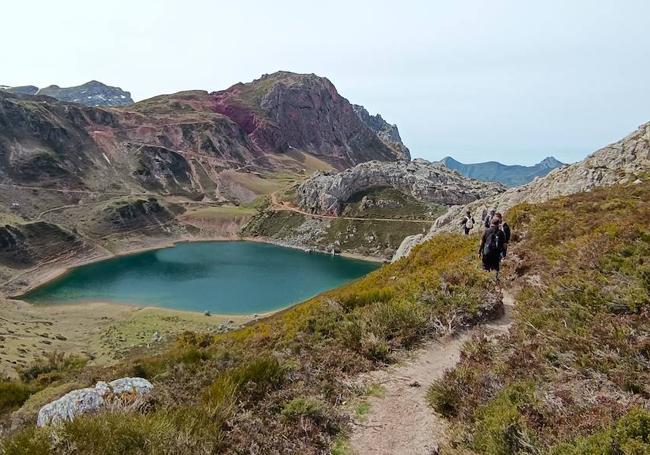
(460, 210), (475, 235)
(479, 216), (506, 280)
(484, 209), (496, 229)
(495, 212), (511, 258)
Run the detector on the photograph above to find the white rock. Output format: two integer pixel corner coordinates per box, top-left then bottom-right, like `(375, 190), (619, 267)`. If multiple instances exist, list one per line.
(36, 377), (153, 427)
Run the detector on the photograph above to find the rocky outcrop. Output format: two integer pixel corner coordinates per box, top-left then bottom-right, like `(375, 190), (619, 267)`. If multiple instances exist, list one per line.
(297, 159), (505, 215)
(0, 222), (92, 269)
(212, 72), (407, 168)
(394, 122), (650, 260)
(440, 156), (565, 187)
(2, 81), (133, 107)
(37, 377), (153, 427)
(3, 85), (39, 96)
(353, 104), (410, 160)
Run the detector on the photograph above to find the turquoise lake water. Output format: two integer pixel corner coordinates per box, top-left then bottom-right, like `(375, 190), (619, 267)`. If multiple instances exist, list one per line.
(24, 241), (379, 314)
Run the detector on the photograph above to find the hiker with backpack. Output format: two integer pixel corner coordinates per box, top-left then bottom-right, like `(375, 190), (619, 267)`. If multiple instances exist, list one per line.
(460, 210), (475, 235)
(495, 212), (511, 258)
(479, 216), (506, 280)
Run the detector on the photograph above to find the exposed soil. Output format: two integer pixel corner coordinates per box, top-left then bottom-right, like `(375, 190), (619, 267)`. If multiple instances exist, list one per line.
(348, 290), (515, 455)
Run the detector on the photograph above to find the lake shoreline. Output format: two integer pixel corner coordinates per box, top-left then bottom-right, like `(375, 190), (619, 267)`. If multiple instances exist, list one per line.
(9, 235), (384, 300)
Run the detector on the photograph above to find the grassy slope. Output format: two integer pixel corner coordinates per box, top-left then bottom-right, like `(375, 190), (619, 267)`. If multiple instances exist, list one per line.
(3, 183), (647, 454)
(0, 233), (500, 454)
(428, 182), (650, 454)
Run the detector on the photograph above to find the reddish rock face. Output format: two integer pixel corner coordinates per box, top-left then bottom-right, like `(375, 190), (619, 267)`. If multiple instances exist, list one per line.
(212, 72), (404, 168)
(0, 72), (409, 204)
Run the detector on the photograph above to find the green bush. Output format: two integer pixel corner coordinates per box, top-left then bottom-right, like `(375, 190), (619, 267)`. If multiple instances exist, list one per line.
(0, 380), (40, 415)
(19, 351), (88, 385)
(472, 382), (537, 455)
(551, 408), (650, 455)
(282, 397), (328, 422)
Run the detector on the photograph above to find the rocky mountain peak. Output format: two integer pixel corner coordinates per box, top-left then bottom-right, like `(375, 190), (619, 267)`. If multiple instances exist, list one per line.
(211, 71), (408, 168)
(538, 156), (564, 168)
(353, 104), (410, 160)
(36, 81), (133, 107)
(1, 81), (133, 107)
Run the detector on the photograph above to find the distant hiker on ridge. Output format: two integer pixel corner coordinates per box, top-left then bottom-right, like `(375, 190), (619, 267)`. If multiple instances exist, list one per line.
(460, 210), (475, 235)
(479, 216), (506, 281)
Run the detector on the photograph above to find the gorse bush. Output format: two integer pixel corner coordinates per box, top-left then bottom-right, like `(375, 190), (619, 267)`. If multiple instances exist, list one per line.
(429, 182), (650, 453)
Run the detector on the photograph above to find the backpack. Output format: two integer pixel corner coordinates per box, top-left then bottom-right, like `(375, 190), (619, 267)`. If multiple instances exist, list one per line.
(465, 217), (474, 229)
(483, 229), (501, 256)
(502, 223), (511, 242)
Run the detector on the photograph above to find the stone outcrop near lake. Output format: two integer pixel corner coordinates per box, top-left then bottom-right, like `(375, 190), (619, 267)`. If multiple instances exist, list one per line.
(297, 159), (505, 215)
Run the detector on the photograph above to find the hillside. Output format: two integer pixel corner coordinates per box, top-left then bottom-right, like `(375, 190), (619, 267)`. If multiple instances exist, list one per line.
(1, 181), (647, 454)
(440, 156), (565, 186)
(242, 159), (503, 259)
(0, 72), (409, 295)
(394, 121), (650, 260)
(428, 182), (650, 453)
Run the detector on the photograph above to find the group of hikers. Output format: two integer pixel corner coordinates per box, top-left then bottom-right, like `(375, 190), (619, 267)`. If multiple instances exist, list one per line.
(460, 208), (511, 280)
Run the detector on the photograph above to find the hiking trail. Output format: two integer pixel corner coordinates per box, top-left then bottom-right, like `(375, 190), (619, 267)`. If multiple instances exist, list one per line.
(348, 290), (515, 455)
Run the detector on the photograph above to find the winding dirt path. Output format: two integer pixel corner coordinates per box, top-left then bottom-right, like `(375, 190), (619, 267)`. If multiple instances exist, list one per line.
(348, 291), (515, 455)
(269, 192), (434, 224)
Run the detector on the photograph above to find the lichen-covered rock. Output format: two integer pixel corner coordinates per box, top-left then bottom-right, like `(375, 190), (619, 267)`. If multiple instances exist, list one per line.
(297, 159), (505, 215)
(36, 377), (153, 427)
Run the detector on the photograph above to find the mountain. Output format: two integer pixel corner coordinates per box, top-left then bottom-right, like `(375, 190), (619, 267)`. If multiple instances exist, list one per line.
(440, 155), (565, 186)
(212, 72), (405, 168)
(0, 72), (411, 294)
(352, 104), (410, 160)
(1, 81), (133, 107)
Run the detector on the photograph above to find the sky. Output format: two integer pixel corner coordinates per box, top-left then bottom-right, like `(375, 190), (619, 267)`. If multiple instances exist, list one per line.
(2, 0), (649, 165)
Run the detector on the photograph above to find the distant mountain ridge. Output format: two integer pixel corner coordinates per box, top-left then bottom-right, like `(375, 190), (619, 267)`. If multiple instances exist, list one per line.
(440, 156), (564, 186)
(1, 81), (133, 107)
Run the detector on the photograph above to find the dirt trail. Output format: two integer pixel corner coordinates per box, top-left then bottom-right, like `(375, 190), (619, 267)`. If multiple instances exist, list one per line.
(348, 290), (515, 455)
(269, 192), (434, 224)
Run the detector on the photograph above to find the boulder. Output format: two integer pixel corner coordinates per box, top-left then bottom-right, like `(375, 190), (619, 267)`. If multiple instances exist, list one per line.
(37, 377), (153, 427)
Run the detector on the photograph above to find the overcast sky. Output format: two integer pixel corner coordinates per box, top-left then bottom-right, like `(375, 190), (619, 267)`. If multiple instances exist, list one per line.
(2, 0), (649, 165)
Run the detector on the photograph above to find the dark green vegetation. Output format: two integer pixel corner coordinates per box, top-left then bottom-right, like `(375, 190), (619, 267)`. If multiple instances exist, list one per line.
(428, 182), (650, 454)
(340, 187), (445, 220)
(441, 156), (564, 187)
(0, 231), (500, 453)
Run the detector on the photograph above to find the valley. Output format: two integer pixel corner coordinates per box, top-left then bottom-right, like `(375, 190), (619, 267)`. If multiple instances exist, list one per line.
(0, 69), (648, 454)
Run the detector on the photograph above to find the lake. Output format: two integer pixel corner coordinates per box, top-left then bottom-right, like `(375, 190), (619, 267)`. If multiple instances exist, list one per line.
(24, 241), (379, 314)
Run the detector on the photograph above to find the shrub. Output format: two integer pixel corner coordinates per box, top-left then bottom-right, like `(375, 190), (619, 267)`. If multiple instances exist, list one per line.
(0, 380), (40, 415)
(19, 351), (88, 385)
(282, 397), (328, 423)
